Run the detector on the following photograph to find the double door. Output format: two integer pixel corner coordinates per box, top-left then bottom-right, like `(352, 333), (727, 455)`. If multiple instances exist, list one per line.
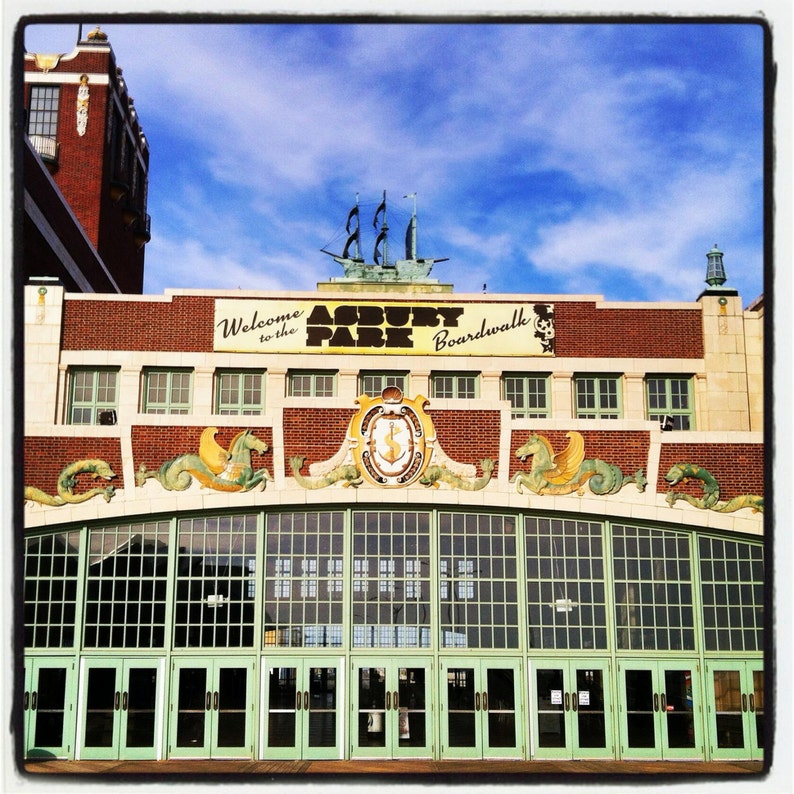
(261, 658), (342, 759)
(440, 658), (523, 758)
(23, 657), (76, 759)
(352, 658), (432, 758)
(618, 659), (703, 759)
(532, 658), (613, 759)
(169, 658), (254, 758)
(80, 658), (162, 759)
(705, 660), (763, 760)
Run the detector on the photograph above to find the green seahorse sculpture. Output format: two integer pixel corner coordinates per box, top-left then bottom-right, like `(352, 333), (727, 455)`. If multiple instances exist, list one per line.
(25, 459), (117, 506)
(665, 462), (764, 513)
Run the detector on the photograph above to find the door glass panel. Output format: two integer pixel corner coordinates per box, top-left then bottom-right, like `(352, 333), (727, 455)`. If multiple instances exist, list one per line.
(33, 666), (67, 747)
(267, 667), (297, 748)
(576, 668), (606, 748)
(84, 667), (117, 747)
(712, 670), (744, 749)
(752, 671), (764, 749)
(217, 667), (247, 747)
(125, 667), (157, 748)
(176, 667), (207, 747)
(486, 668), (516, 747)
(536, 668), (565, 748)
(664, 669), (695, 748)
(358, 667), (386, 747)
(625, 669), (655, 748)
(447, 668), (476, 747)
(308, 667), (336, 748)
(398, 667), (426, 748)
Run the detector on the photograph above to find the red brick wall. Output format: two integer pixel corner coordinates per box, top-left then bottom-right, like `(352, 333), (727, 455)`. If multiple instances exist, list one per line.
(658, 443), (765, 499)
(509, 429), (650, 480)
(554, 303), (704, 358)
(24, 437), (123, 495)
(282, 409), (356, 475)
(428, 410), (501, 474)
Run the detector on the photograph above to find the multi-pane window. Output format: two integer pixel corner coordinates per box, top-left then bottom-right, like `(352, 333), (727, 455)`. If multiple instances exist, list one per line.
(359, 371), (408, 397)
(24, 531), (81, 648)
(503, 373), (550, 419)
(647, 376), (694, 430)
(524, 517), (608, 650)
(430, 372), (478, 399)
(264, 511), (345, 648)
(351, 511), (431, 649)
(215, 369), (265, 415)
(612, 524), (695, 651)
(438, 513), (519, 649)
(83, 522), (170, 648)
(173, 514), (258, 648)
(574, 375), (621, 419)
(27, 85), (60, 137)
(68, 367), (119, 424)
(699, 536), (764, 652)
(288, 370), (336, 398)
(143, 368), (192, 414)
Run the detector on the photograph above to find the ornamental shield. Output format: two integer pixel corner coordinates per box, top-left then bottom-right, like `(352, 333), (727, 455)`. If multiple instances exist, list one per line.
(351, 387), (435, 487)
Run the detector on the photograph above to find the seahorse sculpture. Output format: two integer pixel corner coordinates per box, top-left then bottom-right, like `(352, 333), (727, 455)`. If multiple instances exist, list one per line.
(665, 462), (764, 513)
(24, 459), (117, 506)
(510, 432), (646, 496)
(136, 428), (272, 492)
(420, 458), (495, 490)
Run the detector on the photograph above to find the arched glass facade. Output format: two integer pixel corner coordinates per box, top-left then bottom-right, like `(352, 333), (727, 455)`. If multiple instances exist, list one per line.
(23, 507), (764, 762)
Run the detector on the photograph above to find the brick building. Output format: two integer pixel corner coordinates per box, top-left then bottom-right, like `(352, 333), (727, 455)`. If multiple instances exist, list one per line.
(20, 29), (766, 770)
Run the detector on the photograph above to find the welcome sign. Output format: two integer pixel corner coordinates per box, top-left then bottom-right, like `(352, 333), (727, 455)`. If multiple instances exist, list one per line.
(213, 299), (555, 356)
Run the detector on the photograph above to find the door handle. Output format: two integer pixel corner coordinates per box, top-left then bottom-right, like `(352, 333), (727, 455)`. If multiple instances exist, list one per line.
(742, 693), (748, 712)
(296, 691), (302, 711)
(653, 693), (659, 712)
(660, 693), (667, 712)
(749, 693), (756, 712)
(214, 691), (219, 711)
(386, 691), (391, 711)
(122, 691), (129, 711)
(206, 691), (211, 711)
(114, 691), (121, 711)
(393, 691), (399, 709)
(572, 692), (578, 712)
(31, 691), (38, 711)
(482, 692), (488, 712)
(475, 692), (480, 711)
(303, 691), (309, 711)
(23, 691), (29, 710)
(564, 692), (570, 712)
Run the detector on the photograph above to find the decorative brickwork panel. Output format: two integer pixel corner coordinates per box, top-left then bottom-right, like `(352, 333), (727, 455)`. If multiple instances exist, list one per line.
(508, 430), (650, 480)
(24, 436), (123, 494)
(282, 409), (356, 475)
(63, 296), (216, 351)
(554, 303), (704, 358)
(658, 443), (764, 500)
(428, 410), (502, 471)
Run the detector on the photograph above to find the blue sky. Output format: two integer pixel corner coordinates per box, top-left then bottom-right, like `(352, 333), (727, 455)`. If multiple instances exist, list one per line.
(21, 20), (766, 303)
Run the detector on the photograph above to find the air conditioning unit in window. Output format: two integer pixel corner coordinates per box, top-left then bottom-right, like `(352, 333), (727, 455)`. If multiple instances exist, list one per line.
(660, 415), (675, 432)
(98, 410), (117, 426)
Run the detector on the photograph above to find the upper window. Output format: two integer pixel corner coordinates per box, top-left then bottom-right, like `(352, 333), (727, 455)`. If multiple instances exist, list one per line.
(288, 370), (336, 398)
(646, 376), (694, 430)
(359, 371), (408, 397)
(215, 370), (265, 415)
(503, 373), (550, 419)
(68, 367), (119, 424)
(143, 368), (192, 414)
(27, 85), (60, 137)
(574, 375), (622, 419)
(430, 372), (479, 399)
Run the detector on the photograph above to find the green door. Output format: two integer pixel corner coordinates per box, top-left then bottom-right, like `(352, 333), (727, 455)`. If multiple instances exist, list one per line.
(24, 657), (77, 759)
(351, 658), (433, 758)
(262, 658), (342, 759)
(618, 659), (704, 759)
(80, 659), (162, 760)
(169, 657), (255, 758)
(440, 658), (523, 759)
(705, 660), (763, 761)
(532, 658), (614, 759)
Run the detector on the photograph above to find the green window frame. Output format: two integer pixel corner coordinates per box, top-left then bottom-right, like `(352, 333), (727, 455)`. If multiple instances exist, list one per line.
(68, 367), (119, 424)
(287, 370), (337, 398)
(646, 375), (694, 430)
(358, 371), (408, 397)
(430, 372), (479, 399)
(142, 368), (192, 414)
(215, 369), (265, 415)
(503, 373), (551, 419)
(27, 85), (60, 137)
(574, 374), (622, 419)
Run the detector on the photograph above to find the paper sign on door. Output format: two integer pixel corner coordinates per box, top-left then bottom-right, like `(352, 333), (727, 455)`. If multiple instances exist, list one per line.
(550, 690), (563, 705)
(578, 691), (590, 706)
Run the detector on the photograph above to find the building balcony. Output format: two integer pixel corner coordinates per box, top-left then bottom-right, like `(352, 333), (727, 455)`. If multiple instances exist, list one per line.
(29, 134), (59, 165)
